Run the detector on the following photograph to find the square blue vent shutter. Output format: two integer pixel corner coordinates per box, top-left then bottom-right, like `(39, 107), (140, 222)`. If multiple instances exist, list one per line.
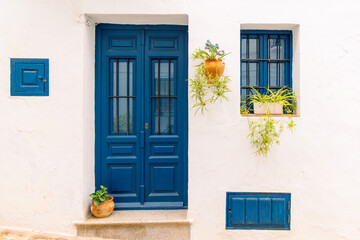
(226, 192), (291, 230)
(11, 58), (49, 96)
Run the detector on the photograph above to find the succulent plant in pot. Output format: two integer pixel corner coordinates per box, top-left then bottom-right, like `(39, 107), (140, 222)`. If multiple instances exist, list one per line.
(189, 40), (231, 114)
(89, 185), (114, 218)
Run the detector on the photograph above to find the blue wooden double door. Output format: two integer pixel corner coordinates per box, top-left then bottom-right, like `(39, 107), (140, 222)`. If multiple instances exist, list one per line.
(96, 25), (188, 209)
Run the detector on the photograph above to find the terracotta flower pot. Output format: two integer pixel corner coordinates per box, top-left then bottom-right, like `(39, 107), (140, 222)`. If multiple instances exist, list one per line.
(91, 196), (115, 218)
(204, 59), (225, 83)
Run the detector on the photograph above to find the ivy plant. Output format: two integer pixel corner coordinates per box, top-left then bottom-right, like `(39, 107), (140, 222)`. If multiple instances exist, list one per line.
(243, 87), (298, 157)
(89, 185), (110, 206)
(189, 40), (231, 114)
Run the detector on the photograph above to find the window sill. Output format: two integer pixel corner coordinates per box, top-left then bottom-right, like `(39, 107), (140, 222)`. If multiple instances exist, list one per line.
(241, 114), (300, 117)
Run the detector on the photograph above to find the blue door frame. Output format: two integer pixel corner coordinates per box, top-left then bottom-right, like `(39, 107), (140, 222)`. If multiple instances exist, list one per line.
(95, 24), (188, 209)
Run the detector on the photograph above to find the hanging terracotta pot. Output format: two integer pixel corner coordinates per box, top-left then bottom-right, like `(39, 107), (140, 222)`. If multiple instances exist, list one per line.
(204, 59), (225, 83)
(91, 196), (115, 218)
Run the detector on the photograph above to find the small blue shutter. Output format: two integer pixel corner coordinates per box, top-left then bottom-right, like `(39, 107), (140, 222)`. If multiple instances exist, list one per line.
(226, 192), (291, 230)
(231, 198), (245, 225)
(11, 58), (49, 96)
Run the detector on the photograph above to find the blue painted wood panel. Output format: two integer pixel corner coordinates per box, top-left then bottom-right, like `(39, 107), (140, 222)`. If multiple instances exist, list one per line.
(95, 24), (188, 210)
(226, 192), (291, 230)
(11, 58), (49, 96)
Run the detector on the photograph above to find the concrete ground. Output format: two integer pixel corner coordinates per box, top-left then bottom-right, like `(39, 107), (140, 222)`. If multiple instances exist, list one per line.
(0, 230), (109, 240)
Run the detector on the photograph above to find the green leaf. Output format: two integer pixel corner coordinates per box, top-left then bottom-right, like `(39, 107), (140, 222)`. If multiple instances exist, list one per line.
(89, 193), (97, 198)
(94, 198), (100, 206)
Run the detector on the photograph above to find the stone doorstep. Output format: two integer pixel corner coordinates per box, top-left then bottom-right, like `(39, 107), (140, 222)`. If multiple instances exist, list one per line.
(74, 210), (192, 226)
(74, 210), (193, 240)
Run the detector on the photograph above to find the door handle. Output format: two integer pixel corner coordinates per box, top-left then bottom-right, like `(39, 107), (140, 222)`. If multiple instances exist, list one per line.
(145, 123), (149, 130)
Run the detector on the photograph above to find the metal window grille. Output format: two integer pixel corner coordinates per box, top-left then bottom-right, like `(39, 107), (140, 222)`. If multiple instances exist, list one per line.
(109, 58), (134, 135)
(240, 30), (292, 111)
(151, 58), (177, 135)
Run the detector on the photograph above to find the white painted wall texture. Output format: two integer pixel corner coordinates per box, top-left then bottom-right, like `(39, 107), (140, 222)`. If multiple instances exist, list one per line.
(1, 0), (360, 239)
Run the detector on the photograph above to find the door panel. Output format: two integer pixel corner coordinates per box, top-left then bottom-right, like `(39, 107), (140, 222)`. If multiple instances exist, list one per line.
(99, 29), (143, 207)
(96, 25), (187, 209)
(144, 30), (186, 205)
(106, 56), (142, 205)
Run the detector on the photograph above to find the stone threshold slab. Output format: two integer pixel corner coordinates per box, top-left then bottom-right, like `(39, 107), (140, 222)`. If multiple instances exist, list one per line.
(74, 210), (193, 226)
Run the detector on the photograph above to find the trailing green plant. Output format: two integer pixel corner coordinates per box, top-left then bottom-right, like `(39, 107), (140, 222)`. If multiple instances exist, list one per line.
(89, 185), (110, 206)
(240, 96), (250, 114)
(189, 40), (231, 114)
(245, 87), (298, 157)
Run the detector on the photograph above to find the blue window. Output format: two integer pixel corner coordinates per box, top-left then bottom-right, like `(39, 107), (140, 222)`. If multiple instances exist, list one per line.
(11, 58), (49, 96)
(241, 30), (292, 108)
(226, 192), (291, 230)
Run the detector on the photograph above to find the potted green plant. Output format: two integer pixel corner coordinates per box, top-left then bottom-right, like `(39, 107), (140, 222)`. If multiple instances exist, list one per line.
(189, 40), (231, 114)
(243, 87), (298, 157)
(250, 87), (297, 115)
(89, 185), (114, 218)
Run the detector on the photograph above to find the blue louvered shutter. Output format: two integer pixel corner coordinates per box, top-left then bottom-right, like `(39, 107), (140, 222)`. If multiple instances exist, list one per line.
(227, 192), (291, 230)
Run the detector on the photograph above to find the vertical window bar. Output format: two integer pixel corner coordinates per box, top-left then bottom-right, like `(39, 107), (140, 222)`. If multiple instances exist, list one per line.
(157, 59), (161, 135)
(168, 58), (171, 135)
(116, 59), (119, 135)
(257, 36), (260, 86)
(246, 36), (250, 99)
(267, 36), (270, 89)
(126, 58), (130, 135)
(246, 36), (249, 86)
(277, 35), (280, 86)
(109, 59), (113, 134)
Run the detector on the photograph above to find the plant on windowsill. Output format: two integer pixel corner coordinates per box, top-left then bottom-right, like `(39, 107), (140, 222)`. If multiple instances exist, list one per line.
(189, 40), (231, 114)
(242, 87), (298, 158)
(89, 185), (114, 218)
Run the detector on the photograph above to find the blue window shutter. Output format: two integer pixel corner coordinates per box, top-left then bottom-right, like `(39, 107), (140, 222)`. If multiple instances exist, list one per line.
(272, 198), (287, 225)
(226, 192), (291, 230)
(259, 198), (272, 224)
(245, 198), (259, 224)
(230, 198), (245, 225)
(11, 58), (49, 96)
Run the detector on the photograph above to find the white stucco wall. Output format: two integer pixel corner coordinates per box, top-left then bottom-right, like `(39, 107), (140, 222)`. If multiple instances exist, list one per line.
(1, 0), (360, 239)
(0, 0), (86, 235)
